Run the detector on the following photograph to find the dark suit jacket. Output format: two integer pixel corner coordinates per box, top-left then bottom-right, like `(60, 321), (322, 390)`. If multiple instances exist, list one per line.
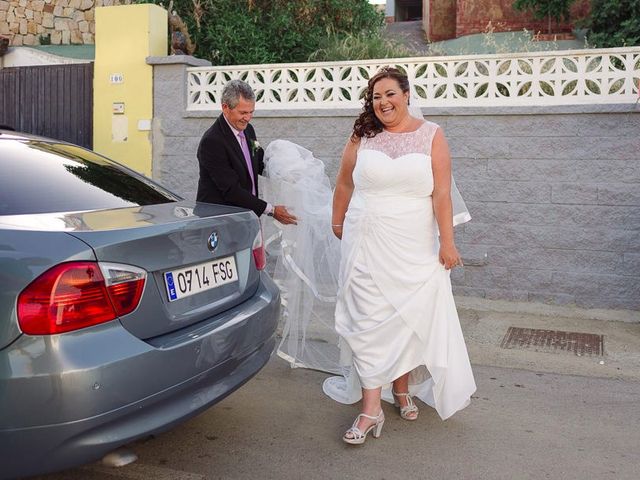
(196, 114), (266, 216)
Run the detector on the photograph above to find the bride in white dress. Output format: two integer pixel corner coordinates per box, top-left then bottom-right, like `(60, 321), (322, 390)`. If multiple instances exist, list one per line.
(261, 67), (476, 445)
(328, 67), (476, 444)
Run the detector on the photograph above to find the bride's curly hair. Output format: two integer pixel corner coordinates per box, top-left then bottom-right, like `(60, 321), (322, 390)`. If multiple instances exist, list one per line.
(351, 67), (410, 140)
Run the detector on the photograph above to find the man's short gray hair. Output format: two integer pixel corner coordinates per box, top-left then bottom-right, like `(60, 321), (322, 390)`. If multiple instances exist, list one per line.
(221, 80), (255, 108)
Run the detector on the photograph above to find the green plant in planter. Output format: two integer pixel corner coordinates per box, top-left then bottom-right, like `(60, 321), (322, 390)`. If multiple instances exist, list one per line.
(513, 0), (576, 35)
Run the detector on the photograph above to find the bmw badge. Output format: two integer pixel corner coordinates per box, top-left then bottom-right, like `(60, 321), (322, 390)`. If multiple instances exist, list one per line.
(207, 232), (219, 252)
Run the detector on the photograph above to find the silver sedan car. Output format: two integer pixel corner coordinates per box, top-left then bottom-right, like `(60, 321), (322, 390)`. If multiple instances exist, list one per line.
(0, 130), (280, 478)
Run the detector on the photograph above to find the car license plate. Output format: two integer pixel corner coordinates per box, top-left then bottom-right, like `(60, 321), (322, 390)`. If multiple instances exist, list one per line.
(164, 255), (237, 302)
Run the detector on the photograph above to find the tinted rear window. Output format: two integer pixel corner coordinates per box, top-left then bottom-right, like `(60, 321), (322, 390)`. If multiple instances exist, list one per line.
(0, 140), (180, 215)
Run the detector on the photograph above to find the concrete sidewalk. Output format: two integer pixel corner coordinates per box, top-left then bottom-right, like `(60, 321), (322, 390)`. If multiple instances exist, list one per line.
(456, 296), (640, 382)
(35, 299), (640, 480)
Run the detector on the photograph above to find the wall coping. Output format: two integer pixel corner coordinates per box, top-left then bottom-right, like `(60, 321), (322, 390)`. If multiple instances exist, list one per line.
(455, 296), (640, 323)
(181, 103), (639, 118)
(147, 55), (211, 67)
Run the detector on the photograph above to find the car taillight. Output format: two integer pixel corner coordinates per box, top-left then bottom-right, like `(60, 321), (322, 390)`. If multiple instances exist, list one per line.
(99, 262), (146, 316)
(252, 229), (266, 271)
(17, 261), (146, 335)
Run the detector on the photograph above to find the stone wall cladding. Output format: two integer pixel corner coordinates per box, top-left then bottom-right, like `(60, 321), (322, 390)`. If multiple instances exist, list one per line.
(151, 59), (640, 312)
(0, 0), (130, 45)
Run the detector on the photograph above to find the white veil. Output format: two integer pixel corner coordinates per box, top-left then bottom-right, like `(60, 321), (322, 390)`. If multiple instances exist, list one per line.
(260, 101), (470, 381)
(259, 140), (343, 374)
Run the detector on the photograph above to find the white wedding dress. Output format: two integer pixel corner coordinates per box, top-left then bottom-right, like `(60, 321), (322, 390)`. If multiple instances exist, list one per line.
(323, 121), (475, 420)
(262, 122), (476, 421)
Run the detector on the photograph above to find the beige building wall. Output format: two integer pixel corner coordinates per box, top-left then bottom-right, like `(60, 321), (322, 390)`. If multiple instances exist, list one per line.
(93, 4), (167, 175)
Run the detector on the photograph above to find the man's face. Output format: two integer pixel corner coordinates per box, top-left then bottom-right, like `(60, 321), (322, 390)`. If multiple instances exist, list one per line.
(222, 96), (255, 131)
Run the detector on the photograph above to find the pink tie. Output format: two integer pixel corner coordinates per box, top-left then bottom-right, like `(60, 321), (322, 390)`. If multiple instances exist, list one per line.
(238, 131), (256, 195)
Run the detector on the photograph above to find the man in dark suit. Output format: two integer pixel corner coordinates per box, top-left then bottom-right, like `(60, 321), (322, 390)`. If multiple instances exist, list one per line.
(196, 80), (297, 224)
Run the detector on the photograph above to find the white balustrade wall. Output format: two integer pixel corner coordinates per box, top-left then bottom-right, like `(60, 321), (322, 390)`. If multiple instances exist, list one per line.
(187, 47), (640, 110)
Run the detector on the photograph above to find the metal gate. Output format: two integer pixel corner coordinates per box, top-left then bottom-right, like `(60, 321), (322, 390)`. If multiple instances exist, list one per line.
(0, 62), (93, 148)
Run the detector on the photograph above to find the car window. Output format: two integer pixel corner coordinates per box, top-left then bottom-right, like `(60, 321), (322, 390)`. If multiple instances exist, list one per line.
(0, 140), (181, 215)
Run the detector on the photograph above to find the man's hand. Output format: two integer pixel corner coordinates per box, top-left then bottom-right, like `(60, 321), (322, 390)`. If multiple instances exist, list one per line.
(273, 205), (297, 225)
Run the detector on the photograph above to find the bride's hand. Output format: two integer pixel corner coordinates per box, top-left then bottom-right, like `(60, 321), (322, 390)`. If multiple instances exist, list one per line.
(439, 243), (462, 270)
(332, 224), (343, 239)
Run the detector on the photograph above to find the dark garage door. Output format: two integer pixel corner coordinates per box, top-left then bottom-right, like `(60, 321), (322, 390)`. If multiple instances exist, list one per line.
(0, 62), (93, 148)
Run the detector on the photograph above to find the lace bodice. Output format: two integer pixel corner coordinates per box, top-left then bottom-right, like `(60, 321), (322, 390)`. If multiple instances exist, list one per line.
(359, 121), (439, 159)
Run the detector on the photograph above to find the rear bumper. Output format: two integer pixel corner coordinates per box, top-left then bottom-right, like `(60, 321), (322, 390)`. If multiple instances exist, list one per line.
(0, 273), (280, 479)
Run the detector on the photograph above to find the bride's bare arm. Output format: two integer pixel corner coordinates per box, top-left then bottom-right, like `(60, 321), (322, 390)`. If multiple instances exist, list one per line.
(431, 128), (462, 269)
(332, 137), (359, 239)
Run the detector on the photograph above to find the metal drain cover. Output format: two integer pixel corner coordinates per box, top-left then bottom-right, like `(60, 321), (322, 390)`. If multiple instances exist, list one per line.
(500, 327), (604, 356)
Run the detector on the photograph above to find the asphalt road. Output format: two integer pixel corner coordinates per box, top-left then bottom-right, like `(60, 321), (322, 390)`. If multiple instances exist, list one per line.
(31, 302), (640, 480)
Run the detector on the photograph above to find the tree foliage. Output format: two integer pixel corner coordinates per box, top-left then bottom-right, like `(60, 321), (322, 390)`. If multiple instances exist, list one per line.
(143, 0), (384, 64)
(586, 0), (640, 47)
(512, 0), (575, 34)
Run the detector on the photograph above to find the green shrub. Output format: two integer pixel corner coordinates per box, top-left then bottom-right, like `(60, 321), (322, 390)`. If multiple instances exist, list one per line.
(586, 0), (640, 47)
(143, 0), (384, 64)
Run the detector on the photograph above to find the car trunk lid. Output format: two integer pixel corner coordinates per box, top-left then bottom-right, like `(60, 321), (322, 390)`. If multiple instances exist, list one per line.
(67, 201), (262, 340)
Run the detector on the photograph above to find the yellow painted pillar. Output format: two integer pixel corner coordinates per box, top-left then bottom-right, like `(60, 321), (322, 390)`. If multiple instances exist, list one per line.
(93, 4), (167, 176)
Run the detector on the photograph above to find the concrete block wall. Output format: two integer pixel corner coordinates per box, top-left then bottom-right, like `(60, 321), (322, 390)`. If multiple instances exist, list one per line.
(150, 58), (640, 312)
(443, 110), (640, 310)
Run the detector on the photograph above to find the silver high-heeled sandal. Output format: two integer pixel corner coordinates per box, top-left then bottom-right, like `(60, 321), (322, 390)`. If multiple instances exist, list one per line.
(342, 411), (385, 445)
(392, 390), (419, 421)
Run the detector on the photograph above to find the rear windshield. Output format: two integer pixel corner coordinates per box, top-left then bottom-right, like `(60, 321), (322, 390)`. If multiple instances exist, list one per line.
(0, 139), (180, 215)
